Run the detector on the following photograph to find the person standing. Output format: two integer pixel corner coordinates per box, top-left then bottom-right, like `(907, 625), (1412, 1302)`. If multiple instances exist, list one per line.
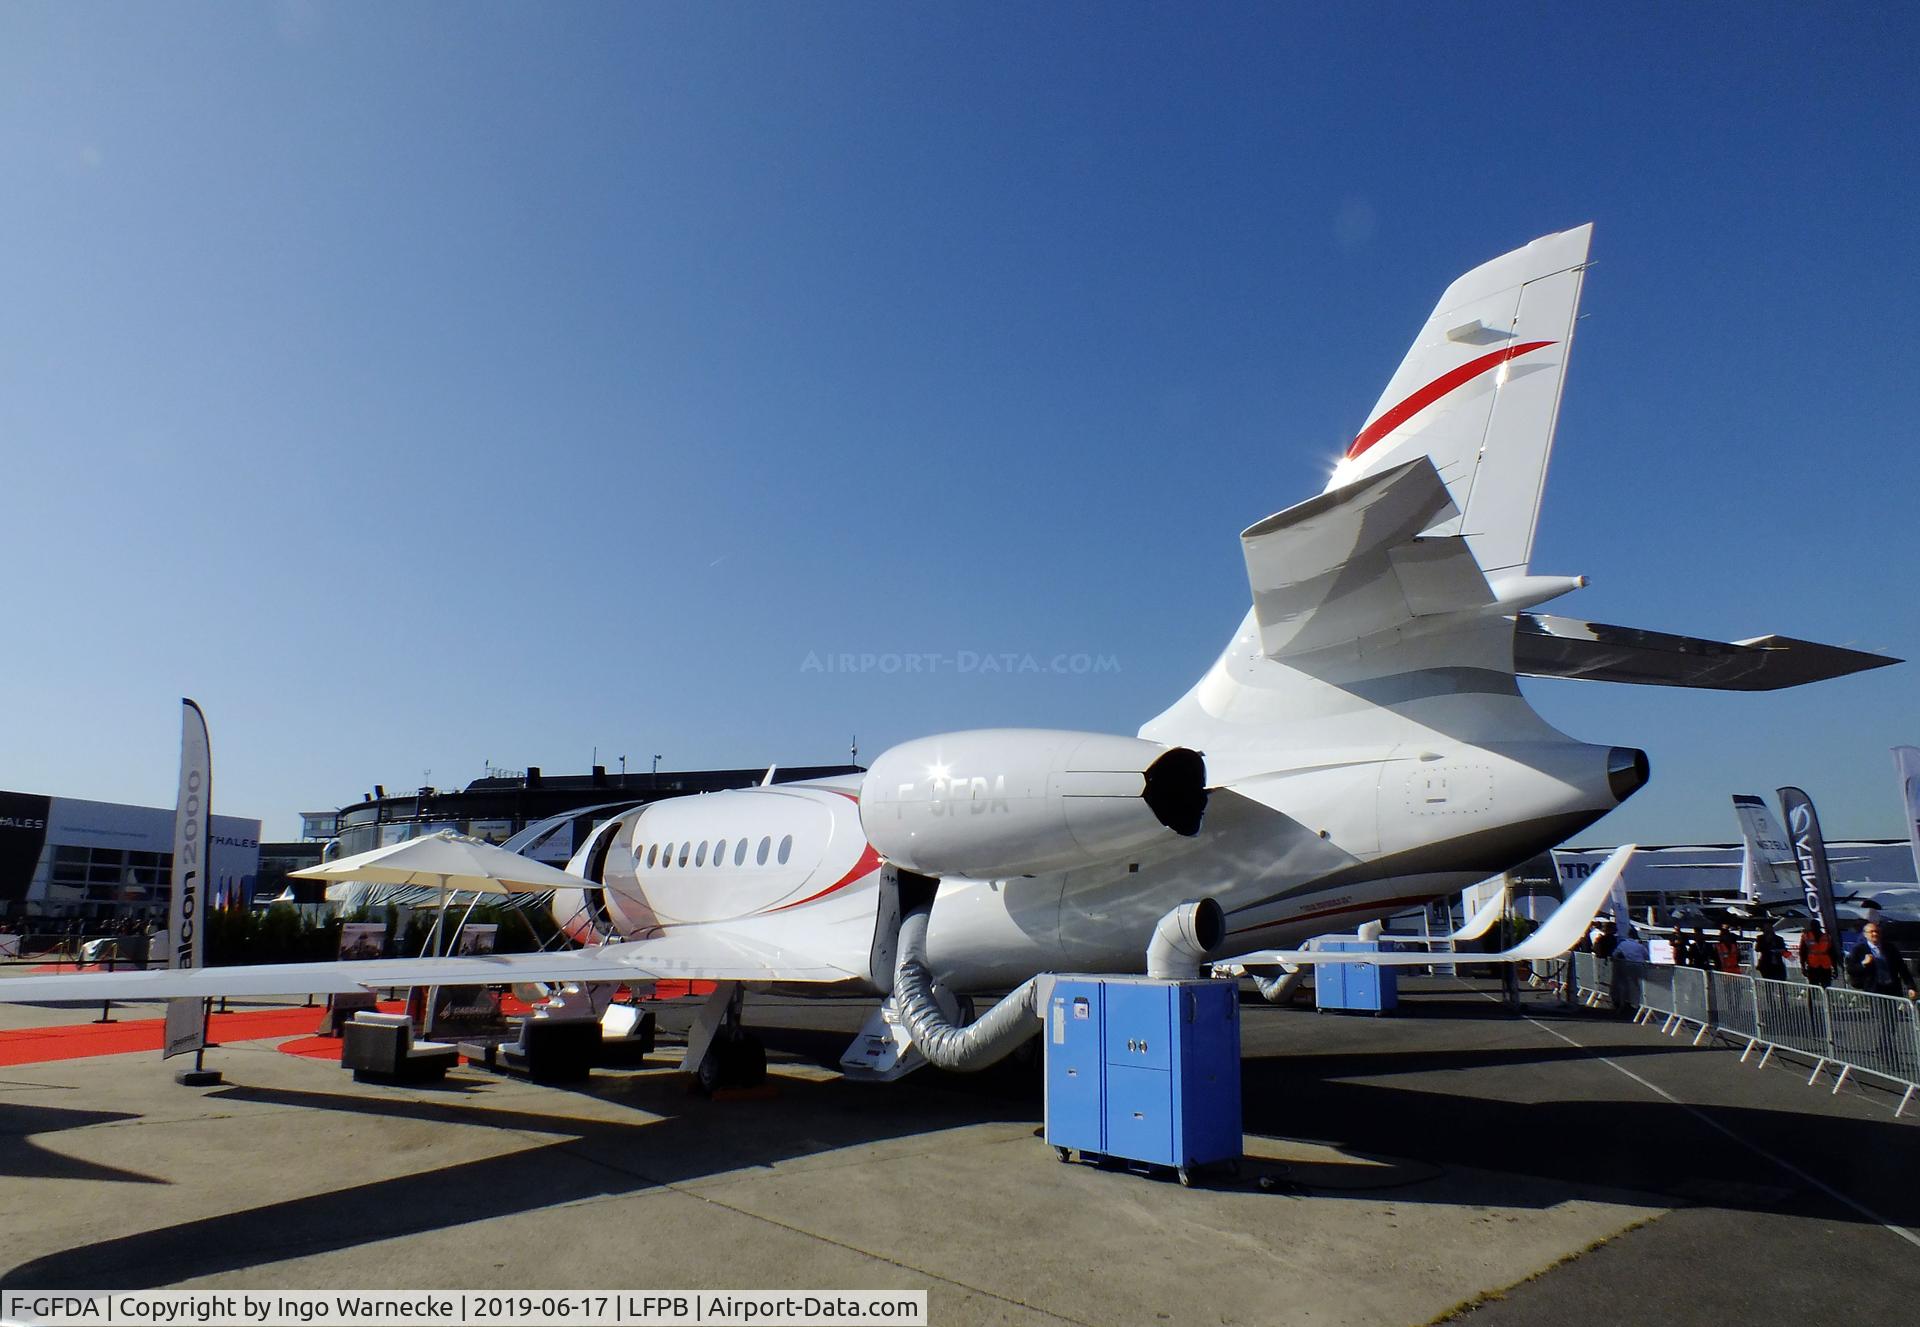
(1714, 926), (1742, 975)
(1753, 917), (1788, 981)
(1610, 926), (1649, 1017)
(1687, 927), (1714, 970)
(1799, 922), (1837, 987)
(1845, 919), (1918, 1000)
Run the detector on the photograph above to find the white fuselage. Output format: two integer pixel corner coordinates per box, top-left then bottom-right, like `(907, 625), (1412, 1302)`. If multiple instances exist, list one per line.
(564, 728), (1635, 992)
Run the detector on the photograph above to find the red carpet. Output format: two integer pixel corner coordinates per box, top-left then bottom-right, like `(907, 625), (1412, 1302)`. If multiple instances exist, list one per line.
(0, 1006), (331, 1067)
(277, 1034), (347, 1060)
(3, 980), (723, 1068)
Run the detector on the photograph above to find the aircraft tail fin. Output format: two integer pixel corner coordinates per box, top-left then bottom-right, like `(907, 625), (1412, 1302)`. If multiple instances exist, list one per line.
(1894, 747), (1920, 884)
(1732, 794), (1801, 905)
(1327, 225), (1591, 578)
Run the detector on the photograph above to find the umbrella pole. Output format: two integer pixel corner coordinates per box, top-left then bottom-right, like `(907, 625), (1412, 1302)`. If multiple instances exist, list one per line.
(421, 888), (447, 957)
(421, 882), (450, 1037)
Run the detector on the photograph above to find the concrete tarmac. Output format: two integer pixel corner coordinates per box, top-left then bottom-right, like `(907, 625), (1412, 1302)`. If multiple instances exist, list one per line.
(1, 979), (1915, 1326)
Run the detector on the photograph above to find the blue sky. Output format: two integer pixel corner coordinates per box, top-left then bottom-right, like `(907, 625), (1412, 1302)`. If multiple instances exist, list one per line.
(2, 3), (1915, 848)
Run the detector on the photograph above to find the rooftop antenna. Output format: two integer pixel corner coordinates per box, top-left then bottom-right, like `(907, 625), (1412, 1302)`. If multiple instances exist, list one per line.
(851, 734), (858, 765)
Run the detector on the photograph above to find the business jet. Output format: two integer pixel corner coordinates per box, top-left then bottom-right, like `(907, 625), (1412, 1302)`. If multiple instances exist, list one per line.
(4, 225), (1895, 1088)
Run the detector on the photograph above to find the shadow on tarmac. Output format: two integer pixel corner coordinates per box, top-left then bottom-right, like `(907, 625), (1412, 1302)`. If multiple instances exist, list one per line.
(5, 991), (1916, 1290)
(0, 1102), (169, 1186)
(0, 1052), (1040, 1290)
(1242, 1052), (1916, 1216)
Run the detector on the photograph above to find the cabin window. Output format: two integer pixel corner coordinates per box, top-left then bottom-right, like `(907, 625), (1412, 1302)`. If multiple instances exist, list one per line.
(757, 836), (771, 865)
(661, 843), (674, 869)
(714, 839), (727, 866)
(734, 839), (748, 866)
(678, 842), (691, 867)
(777, 834), (793, 865)
(695, 841), (708, 867)
(645, 844), (658, 867)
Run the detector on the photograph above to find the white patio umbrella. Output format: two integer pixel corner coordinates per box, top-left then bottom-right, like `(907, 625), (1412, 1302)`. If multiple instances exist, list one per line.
(291, 829), (588, 895)
(291, 830), (591, 955)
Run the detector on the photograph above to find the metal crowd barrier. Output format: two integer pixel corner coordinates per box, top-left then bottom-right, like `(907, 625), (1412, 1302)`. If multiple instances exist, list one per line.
(1709, 971), (1758, 1043)
(1582, 958), (1920, 1118)
(0, 932), (146, 960)
(1751, 980), (1829, 1064)
(1823, 987), (1920, 1103)
(1671, 966), (1714, 1042)
(1570, 952), (1597, 1001)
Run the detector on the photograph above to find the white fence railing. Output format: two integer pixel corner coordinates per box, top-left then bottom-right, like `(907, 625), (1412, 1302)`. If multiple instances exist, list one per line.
(1568, 953), (1920, 1118)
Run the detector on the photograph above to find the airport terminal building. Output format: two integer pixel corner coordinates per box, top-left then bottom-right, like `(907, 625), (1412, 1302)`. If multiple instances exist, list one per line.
(321, 764), (864, 862)
(0, 787), (260, 924)
(6, 766), (864, 922)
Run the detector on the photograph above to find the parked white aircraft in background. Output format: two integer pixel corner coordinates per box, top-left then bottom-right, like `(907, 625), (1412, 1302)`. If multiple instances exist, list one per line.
(1725, 788), (1920, 930)
(3, 225), (1895, 1086)
(1731, 795), (1802, 908)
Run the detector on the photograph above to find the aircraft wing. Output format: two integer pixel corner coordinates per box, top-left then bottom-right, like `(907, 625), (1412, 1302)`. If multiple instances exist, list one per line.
(1258, 845), (1636, 966)
(1514, 615), (1898, 690)
(1241, 457), (1494, 658)
(1219, 884), (1506, 973)
(0, 926), (867, 1004)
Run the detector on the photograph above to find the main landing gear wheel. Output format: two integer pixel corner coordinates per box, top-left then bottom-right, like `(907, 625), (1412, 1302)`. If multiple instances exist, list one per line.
(694, 1032), (766, 1095)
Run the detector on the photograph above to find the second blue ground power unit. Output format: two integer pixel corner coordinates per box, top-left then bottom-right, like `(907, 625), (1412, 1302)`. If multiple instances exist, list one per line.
(1313, 939), (1399, 1013)
(1043, 977), (1242, 1184)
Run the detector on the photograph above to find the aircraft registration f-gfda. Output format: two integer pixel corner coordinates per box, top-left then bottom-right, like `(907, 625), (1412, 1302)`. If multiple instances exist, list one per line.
(8, 226), (1896, 1087)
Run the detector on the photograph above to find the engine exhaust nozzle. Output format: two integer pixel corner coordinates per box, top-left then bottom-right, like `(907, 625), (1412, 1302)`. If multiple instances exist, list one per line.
(1608, 747), (1650, 803)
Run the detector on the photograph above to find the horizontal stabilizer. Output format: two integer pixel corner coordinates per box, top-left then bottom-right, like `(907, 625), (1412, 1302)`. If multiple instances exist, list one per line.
(1242, 457), (1492, 657)
(1259, 845), (1635, 966)
(1514, 615), (1899, 691)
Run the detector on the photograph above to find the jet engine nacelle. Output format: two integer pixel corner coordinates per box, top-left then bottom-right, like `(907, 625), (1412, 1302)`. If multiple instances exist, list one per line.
(859, 728), (1207, 879)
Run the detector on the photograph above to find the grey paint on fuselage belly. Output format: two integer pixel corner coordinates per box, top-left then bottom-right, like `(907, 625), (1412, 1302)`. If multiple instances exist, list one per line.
(1222, 809), (1604, 921)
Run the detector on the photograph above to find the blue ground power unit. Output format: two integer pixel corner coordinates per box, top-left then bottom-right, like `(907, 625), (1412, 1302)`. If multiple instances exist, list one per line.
(1043, 977), (1242, 1185)
(1313, 939), (1399, 1014)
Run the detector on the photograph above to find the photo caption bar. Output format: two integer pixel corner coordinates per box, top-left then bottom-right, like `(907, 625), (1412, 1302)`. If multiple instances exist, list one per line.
(0, 1291), (929, 1327)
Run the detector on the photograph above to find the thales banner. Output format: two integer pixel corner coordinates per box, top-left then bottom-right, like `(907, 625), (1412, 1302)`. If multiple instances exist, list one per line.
(163, 699), (211, 1060)
(0, 790), (52, 905)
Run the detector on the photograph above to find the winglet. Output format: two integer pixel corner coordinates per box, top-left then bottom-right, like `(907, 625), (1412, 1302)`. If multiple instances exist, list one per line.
(1261, 845), (1636, 966)
(1449, 886), (1506, 942)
